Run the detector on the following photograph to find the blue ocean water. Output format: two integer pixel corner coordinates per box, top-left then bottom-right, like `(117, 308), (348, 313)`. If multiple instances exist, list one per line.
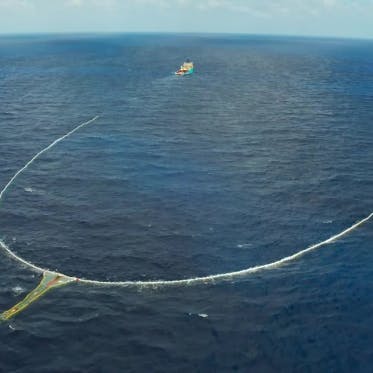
(0, 33), (372, 372)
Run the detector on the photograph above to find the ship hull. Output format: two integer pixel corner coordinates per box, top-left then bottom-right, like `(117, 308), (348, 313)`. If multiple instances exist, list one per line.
(175, 68), (194, 76)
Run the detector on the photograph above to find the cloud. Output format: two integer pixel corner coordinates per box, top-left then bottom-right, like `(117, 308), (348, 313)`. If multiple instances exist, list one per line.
(128, 0), (373, 18)
(0, 0), (33, 9)
(2, 0), (373, 37)
(323, 0), (336, 8)
(126, 0), (271, 17)
(5, 0), (372, 16)
(64, 0), (120, 11)
(65, 0), (84, 7)
(194, 0), (270, 18)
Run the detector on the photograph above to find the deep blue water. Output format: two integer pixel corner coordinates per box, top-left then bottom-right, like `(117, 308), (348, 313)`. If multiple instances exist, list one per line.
(0, 33), (372, 372)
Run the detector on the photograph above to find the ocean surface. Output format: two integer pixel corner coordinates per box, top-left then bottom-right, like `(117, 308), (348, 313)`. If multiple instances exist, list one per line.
(0, 33), (372, 372)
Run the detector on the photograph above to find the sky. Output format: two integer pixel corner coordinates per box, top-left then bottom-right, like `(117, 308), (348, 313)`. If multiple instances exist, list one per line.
(0, 0), (373, 38)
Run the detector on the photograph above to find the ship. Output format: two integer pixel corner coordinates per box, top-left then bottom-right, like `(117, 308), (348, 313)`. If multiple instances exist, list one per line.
(175, 59), (194, 76)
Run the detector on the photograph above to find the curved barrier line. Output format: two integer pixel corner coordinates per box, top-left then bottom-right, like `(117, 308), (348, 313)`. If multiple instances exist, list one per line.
(1, 213), (372, 287)
(0, 116), (99, 202)
(0, 116), (99, 280)
(0, 239), (54, 275)
(0, 114), (371, 288)
(72, 212), (373, 287)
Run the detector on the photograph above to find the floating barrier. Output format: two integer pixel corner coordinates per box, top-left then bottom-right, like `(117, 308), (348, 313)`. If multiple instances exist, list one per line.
(0, 116), (371, 320)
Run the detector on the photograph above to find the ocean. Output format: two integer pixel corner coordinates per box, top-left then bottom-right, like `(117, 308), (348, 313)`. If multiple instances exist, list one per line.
(0, 33), (372, 372)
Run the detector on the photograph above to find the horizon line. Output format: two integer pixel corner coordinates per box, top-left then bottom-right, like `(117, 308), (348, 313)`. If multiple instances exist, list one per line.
(0, 30), (372, 42)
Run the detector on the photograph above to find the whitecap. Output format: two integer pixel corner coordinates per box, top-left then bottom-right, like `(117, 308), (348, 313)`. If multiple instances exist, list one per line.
(12, 286), (25, 295)
(237, 243), (253, 249)
(198, 313), (208, 318)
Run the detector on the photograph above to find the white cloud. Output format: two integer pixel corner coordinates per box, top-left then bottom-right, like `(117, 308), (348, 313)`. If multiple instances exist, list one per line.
(2, 0), (373, 36)
(194, 0), (270, 18)
(65, 0), (84, 7)
(5, 0), (373, 16)
(0, 0), (33, 9)
(323, 0), (336, 8)
(128, 0), (373, 18)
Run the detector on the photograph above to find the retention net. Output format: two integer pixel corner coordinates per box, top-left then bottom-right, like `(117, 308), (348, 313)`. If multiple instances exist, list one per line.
(0, 116), (372, 321)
